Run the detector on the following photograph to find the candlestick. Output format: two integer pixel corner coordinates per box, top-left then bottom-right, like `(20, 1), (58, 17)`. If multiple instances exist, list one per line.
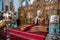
(4, 12), (11, 40)
(5, 20), (11, 40)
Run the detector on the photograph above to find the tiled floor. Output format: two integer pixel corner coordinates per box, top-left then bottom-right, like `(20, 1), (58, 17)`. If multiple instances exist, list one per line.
(45, 34), (60, 40)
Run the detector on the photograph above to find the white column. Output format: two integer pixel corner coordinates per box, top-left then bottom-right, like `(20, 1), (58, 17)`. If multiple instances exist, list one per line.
(3, 0), (11, 11)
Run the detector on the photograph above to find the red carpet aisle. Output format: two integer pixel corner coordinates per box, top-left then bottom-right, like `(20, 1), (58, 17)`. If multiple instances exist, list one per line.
(3, 24), (48, 40)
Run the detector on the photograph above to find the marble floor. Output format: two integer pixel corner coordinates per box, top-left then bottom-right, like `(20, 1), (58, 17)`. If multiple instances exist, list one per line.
(45, 34), (60, 40)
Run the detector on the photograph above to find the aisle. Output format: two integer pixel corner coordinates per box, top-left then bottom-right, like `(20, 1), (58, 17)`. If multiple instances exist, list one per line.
(2, 24), (48, 40)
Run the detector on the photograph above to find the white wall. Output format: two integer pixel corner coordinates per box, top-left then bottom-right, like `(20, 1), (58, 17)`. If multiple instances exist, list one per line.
(3, 0), (35, 11)
(13, 0), (20, 12)
(0, 0), (2, 11)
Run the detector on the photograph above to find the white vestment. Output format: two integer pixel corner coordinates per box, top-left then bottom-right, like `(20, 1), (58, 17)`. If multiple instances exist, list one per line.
(35, 16), (38, 24)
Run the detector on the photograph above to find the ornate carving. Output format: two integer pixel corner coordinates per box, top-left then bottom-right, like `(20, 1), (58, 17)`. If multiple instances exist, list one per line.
(18, 0), (58, 25)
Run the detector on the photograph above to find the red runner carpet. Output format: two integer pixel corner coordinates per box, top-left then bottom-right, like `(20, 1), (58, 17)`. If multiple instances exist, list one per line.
(3, 24), (47, 40)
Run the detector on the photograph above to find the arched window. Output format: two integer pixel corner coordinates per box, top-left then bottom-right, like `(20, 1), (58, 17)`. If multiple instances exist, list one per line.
(22, 0), (28, 6)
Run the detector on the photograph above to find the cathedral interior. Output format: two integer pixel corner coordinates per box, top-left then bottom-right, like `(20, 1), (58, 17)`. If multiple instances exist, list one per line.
(0, 0), (60, 40)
